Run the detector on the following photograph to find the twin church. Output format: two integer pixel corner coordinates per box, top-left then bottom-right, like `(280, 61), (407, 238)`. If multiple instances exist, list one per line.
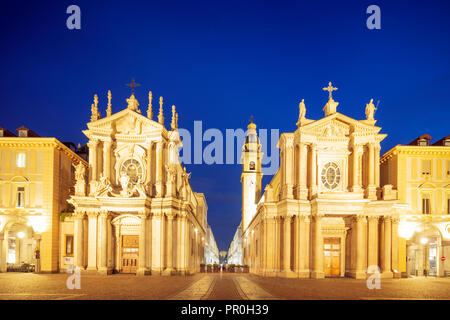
(237, 82), (450, 279)
(0, 81), (448, 279)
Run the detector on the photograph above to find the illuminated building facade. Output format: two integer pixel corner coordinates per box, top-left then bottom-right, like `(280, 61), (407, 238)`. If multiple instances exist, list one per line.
(380, 134), (450, 277)
(0, 126), (85, 272)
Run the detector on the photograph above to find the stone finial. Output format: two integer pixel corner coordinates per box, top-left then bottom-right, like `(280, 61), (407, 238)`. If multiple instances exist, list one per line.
(175, 112), (179, 129)
(106, 90), (112, 117)
(147, 91), (153, 120)
(158, 96), (164, 125)
(90, 94), (100, 122)
(171, 105), (176, 130)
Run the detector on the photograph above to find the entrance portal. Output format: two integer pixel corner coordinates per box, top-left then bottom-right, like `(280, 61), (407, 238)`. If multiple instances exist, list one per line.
(121, 235), (139, 274)
(324, 237), (340, 277)
(5, 224), (36, 272)
(407, 225), (441, 277)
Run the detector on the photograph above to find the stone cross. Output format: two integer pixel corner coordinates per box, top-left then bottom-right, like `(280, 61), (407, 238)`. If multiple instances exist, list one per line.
(322, 82), (338, 100)
(126, 77), (140, 94)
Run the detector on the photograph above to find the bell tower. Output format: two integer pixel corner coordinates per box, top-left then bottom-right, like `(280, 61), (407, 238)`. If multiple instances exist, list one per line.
(241, 118), (263, 232)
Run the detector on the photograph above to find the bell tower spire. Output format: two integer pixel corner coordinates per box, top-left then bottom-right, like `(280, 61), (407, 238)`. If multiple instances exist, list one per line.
(241, 117), (263, 232)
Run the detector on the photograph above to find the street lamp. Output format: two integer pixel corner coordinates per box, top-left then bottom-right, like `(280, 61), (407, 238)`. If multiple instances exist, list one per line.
(420, 237), (428, 245)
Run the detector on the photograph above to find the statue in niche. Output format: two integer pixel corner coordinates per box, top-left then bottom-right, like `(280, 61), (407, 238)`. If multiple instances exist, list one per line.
(73, 162), (86, 196)
(120, 172), (130, 196)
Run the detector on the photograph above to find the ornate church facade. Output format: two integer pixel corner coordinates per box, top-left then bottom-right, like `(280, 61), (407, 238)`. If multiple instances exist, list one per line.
(241, 83), (406, 279)
(61, 88), (208, 275)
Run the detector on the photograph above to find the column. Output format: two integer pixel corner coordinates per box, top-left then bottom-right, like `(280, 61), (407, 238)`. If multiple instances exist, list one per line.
(354, 215), (367, 279)
(311, 214), (324, 279)
(86, 211), (98, 271)
(352, 145), (362, 192)
(178, 215), (187, 274)
(310, 144), (318, 196)
(137, 212), (149, 276)
(163, 213), (175, 275)
(282, 139), (294, 199)
(380, 216), (393, 277)
(298, 215), (310, 278)
(283, 215), (295, 277)
(262, 217), (267, 274)
(267, 216), (276, 275)
(155, 141), (163, 196)
(146, 211), (152, 275)
(103, 140), (111, 179)
(88, 140), (98, 195)
(367, 216), (379, 269)
(368, 144), (374, 186)
(374, 144), (381, 188)
(299, 143), (308, 199)
(0, 232), (4, 272)
(98, 211), (109, 274)
(107, 214), (113, 269)
(275, 217), (281, 272)
(74, 212), (85, 269)
(366, 143), (377, 199)
(391, 217), (399, 277)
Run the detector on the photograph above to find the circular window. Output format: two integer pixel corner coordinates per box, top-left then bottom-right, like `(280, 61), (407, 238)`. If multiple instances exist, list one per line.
(321, 162), (341, 190)
(120, 159), (143, 184)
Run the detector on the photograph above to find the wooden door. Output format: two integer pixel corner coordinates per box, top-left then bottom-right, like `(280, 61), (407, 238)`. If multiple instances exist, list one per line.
(122, 235), (139, 274)
(324, 237), (340, 277)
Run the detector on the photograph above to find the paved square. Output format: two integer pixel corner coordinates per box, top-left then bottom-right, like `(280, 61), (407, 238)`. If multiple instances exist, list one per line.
(0, 273), (449, 300)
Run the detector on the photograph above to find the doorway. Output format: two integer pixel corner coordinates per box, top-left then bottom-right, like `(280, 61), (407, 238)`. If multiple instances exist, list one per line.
(121, 235), (139, 274)
(407, 225), (441, 277)
(324, 237), (340, 277)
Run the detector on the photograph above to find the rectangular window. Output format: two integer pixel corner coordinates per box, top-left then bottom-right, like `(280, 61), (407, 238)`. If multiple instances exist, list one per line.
(16, 152), (26, 168)
(422, 160), (431, 175)
(65, 235), (74, 256)
(16, 187), (25, 208)
(422, 197), (431, 214)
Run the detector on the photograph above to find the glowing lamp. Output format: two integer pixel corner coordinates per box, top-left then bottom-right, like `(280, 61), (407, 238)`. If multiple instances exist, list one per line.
(420, 237), (428, 245)
(17, 232), (25, 239)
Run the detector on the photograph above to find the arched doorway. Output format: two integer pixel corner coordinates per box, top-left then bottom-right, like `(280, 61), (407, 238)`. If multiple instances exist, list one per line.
(3, 222), (36, 272)
(111, 214), (141, 274)
(407, 224), (442, 277)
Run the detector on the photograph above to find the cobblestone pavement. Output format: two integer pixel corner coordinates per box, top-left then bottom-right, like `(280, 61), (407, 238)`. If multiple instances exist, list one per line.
(1, 272), (450, 300)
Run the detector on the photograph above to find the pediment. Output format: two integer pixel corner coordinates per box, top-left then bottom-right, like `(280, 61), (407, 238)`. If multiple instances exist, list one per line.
(86, 109), (165, 136)
(299, 112), (381, 137)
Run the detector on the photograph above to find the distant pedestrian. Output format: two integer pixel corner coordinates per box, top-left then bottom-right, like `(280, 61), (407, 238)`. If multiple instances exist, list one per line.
(424, 259), (430, 277)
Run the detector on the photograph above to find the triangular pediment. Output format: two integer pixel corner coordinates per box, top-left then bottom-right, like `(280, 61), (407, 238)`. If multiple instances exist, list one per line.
(299, 112), (382, 137)
(86, 108), (165, 136)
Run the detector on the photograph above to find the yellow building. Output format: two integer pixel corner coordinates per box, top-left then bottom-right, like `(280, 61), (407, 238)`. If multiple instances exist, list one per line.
(0, 126), (86, 273)
(380, 134), (450, 277)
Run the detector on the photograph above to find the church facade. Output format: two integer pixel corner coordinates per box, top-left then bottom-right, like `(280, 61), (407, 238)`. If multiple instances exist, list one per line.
(241, 83), (406, 279)
(61, 89), (208, 275)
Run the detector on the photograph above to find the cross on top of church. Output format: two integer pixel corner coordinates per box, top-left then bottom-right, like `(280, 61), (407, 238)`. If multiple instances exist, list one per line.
(249, 115), (254, 123)
(322, 81), (338, 100)
(126, 77), (141, 94)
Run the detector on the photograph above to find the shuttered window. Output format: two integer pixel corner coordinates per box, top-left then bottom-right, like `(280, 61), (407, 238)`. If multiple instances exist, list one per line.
(422, 160), (431, 175)
(422, 196), (431, 214)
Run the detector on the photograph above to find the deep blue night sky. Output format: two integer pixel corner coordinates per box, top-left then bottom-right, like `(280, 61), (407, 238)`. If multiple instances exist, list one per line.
(1, 0), (449, 251)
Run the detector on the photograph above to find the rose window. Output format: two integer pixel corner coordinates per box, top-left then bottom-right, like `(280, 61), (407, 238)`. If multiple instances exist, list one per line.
(321, 162), (341, 190)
